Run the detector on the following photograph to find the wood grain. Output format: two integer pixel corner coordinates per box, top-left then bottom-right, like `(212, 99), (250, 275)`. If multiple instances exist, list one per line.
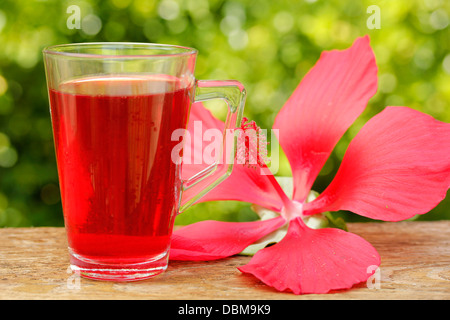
(0, 221), (448, 300)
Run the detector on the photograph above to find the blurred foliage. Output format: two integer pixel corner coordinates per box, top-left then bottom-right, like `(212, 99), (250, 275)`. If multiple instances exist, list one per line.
(0, 0), (449, 227)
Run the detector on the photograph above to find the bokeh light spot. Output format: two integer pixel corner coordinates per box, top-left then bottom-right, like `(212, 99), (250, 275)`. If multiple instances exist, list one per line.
(81, 14), (102, 36)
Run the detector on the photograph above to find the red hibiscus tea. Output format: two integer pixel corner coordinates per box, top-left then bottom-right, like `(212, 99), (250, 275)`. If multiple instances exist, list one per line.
(49, 75), (193, 280)
(43, 43), (245, 281)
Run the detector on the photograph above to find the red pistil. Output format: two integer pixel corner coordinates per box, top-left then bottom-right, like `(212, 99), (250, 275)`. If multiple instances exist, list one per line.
(236, 117), (269, 168)
(236, 117), (296, 215)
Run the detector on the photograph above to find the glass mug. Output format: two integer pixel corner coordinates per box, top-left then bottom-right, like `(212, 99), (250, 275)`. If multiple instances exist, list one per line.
(43, 43), (245, 281)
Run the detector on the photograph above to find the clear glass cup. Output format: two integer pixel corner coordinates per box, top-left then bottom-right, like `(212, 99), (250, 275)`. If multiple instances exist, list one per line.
(43, 43), (245, 281)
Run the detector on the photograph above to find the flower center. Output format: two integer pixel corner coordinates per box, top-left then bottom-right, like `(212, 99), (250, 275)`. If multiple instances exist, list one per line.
(281, 200), (304, 221)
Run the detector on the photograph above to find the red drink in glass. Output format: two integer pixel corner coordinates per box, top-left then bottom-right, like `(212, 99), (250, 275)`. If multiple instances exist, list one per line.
(49, 76), (192, 279)
(43, 43), (245, 281)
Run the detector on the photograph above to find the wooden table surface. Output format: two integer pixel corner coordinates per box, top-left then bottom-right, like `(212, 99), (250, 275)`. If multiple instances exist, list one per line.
(0, 221), (448, 300)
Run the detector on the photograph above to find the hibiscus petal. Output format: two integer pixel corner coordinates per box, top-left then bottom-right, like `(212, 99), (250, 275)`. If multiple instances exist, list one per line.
(198, 166), (286, 211)
(273, 35), (378, 202)
(181, 102), (225, 180)
(238, 217), (380, 294)
(304, 107), (450, 221)
(169, 216), (286, 261)
(181, 102), (285, 211)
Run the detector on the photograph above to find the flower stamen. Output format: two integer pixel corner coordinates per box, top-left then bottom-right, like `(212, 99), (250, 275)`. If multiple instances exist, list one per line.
(236, 117), (269, 168)
(236, 117), (295, 212)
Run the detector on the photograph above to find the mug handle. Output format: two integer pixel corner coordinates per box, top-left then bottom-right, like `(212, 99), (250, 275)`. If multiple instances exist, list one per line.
(178, 79), (246, 213)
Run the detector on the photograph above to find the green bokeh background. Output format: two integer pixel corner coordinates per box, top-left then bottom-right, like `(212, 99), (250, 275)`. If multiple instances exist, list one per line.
(0, 0), (448, 227)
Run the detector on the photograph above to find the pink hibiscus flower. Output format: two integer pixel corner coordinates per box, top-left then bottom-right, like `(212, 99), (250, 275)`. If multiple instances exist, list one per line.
(169, 36), (450, 294)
